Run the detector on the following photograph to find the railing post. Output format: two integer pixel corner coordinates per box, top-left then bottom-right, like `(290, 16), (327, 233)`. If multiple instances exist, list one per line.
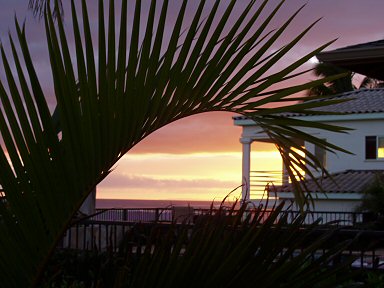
(123, 209), (128, 221)
(155, 208), (160, 223)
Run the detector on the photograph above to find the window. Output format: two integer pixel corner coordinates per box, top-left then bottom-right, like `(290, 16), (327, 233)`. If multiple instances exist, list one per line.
(379, 137), (384, 158)
(365, 136), (384, 160)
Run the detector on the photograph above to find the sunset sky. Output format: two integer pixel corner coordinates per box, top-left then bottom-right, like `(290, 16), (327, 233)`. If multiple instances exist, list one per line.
(1, 1), (384, 202)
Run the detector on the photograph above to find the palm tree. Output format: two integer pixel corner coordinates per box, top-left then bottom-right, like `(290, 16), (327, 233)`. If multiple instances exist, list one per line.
(358, 174), (384, 215)
(0, 0), (350, 286)
(360, 76), (384, 89)
(306, 62), (355, 96)
(307, 61), (384, 97)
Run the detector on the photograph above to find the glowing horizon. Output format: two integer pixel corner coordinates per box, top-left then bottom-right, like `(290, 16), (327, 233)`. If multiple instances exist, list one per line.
(96, 149), (282, 201)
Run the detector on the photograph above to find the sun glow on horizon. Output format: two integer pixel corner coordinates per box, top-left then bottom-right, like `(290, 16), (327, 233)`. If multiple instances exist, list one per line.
(97, 150), (282, 201)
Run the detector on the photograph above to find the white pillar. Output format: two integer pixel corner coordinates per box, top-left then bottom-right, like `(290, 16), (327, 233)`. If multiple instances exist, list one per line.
(282, 148), (289, 185)
(240, 137), (252, 202)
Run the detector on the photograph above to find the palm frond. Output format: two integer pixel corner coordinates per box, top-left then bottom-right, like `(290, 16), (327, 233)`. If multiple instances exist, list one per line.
(29, 0), (63, 19)
(0, 1), (352, 286)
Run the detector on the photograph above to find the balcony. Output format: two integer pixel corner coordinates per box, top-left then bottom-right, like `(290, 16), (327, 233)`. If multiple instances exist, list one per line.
(249, 170), (284, 199)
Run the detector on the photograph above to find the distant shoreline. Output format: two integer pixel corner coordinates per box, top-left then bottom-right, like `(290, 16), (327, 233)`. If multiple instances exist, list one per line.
(96, 198), (238, 209)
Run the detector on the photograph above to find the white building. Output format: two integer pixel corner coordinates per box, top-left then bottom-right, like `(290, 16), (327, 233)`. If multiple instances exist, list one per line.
(234, 39), (384, 212)
(234, 88), (384, 212)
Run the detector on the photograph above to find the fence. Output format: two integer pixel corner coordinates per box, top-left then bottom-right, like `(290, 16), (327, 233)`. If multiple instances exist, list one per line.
(62, 220), (132, 251)
(282, 210), (364, 226)
(90, 207), (366, 226)
(60, 219), (384, 270)
(92, 208), (173, 222)
(63, 206), (370, 254)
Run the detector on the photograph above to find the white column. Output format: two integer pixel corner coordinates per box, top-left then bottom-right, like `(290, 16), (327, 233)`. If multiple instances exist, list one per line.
(240, 137), (252, 202)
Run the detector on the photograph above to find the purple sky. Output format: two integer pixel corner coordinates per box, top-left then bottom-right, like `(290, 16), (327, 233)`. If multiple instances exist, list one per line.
(1, 1), (384, 200)
(2, 0), (383, 153)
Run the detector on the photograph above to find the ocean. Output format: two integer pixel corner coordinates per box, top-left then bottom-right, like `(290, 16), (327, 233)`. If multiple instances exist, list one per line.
(96, 199), (228, 209)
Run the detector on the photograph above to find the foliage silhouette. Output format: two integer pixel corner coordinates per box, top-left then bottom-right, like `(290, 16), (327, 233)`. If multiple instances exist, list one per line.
(0, 0), (351, 286)
(43, 200), (357, 288)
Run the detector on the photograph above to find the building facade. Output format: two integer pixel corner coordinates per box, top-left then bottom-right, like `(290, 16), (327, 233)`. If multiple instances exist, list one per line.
(234, 88), (384, 211)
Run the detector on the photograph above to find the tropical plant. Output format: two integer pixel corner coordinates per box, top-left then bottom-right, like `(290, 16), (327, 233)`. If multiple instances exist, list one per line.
(42, 201), (357, 288)
(0, 0), (351, 286)
(306, 61), (384, 97)
(359, 77), (384, 89)
(364, 271), (384, 287)
(357, 174), (384, 216)
(306, 62), (354, 97)
(29, 0), (63, 18)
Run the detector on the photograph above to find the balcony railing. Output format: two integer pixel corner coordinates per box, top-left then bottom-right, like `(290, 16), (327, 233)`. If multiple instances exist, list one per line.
(249, 170), (283, 198)
(92, 208), (173, 222)
(89, 207), (366, 227)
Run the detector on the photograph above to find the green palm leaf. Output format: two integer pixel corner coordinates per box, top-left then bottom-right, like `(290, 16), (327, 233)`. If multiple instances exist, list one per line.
(0, 0), (351, 286)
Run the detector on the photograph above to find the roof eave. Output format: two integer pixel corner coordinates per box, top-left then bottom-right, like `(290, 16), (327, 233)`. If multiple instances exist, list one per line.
(317, 46), (384, 63)
(317, 47), (384, 80)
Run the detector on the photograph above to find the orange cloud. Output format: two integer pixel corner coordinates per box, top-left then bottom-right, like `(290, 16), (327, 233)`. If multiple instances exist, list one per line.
(130, 112), (277, 154)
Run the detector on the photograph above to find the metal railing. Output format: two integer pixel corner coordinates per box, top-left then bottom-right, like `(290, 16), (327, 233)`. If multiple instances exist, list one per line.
(92, 208), (173, 222)
(61, 207), (372, 254)
(60, 219), (384, 270)
(61, 220), (133, 251)
(281, 210), (364, 226)
(90, 207), (366, 227)
(249, 170), (282, 198)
